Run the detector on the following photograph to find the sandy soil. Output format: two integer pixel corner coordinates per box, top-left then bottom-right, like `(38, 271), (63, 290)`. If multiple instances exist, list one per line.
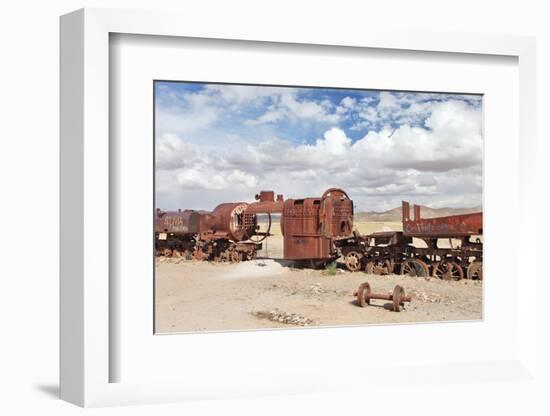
(155, 221), (482, 333)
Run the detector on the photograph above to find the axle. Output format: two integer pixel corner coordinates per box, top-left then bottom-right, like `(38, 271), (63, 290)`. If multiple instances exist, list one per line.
(363, 291), (411, 303)
(354, 282), (412, 312)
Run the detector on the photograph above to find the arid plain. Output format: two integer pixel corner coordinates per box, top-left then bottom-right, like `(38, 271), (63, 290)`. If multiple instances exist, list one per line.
(155, 222), (483, 333)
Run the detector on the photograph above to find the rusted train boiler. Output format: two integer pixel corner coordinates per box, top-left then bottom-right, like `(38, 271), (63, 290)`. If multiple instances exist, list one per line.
(281, 188), (354, 268)
(338, 201), (483, 280)
(155, 191), (283, 262)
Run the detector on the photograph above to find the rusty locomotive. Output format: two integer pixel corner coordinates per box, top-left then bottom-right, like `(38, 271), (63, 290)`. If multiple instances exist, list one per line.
(156, 187), (483, 280)
(155, 191), (283, 262)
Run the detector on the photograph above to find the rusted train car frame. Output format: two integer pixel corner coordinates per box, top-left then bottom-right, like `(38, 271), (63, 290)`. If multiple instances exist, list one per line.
(337, 200), (483, 280)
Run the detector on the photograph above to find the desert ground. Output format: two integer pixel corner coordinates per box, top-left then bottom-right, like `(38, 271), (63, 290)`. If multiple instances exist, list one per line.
(155, 221), (483, 333)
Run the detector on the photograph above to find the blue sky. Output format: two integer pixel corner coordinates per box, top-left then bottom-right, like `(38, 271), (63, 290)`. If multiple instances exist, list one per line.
(155, 81), (483, 212)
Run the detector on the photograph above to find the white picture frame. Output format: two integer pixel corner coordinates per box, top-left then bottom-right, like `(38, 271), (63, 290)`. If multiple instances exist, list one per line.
(60, 8), (538, 408)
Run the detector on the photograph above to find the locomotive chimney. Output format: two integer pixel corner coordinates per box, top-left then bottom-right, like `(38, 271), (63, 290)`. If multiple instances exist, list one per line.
(258, 190), (275, 203)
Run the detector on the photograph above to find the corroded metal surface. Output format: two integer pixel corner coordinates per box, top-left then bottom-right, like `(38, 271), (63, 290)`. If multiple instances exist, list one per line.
(210, 202), (255, 242)
(400, 259), (430, 278)
(354, 282), (411, 311)
(365, 259), (393, 275)
(155, 188), (483, 276)
(432, 261), (464, 281)
(344, 251), (362, 272)
(155, 209), (203, 235)
(392, 285), (407, 312)
(402, 201), (482, 238)
(356, 282), (372, 307)
(244, 191), (284, 214)
(155, 190), (283, 262)
(319, 188), (354, 238)
(281, 188), (354, 261)
(366, 231), (412, 247)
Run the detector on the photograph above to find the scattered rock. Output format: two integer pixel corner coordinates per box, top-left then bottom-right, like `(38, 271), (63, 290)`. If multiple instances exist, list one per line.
(309, 283), (325, 294)
(409, 290), (442, 303)
(253, 309), (314, 326)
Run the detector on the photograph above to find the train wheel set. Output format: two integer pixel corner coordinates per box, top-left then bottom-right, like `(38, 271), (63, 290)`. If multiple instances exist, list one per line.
(157, 238), (260, 263)
(340, 253), (483, 281)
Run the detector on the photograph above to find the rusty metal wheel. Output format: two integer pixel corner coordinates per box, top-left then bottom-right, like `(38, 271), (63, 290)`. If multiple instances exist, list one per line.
(433, 261), (464, 281)
(356, 282), (371, 307)
(230, 251), (241, 263)
(193, 249), (206, 261)
(400, 259), (429, 278)
(219, 250), (230, 262)
(467, 261), (483, 280)
(365, 261), (374, 274)
(387, 259), (395, 275)
(344, 251), (362, 272)
(379, 259), (394, 275)
(365, 259), (393, 275)
(392, 285), (405, 312)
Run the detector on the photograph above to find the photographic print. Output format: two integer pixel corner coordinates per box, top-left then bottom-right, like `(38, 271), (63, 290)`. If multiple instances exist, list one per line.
(154, 81), (483, 333)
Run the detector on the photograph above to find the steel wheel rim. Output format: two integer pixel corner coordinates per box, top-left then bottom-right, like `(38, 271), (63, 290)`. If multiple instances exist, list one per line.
(433, 261), (464, 280)
(393, 285), (404, 312)
(401, 259), (428, 277)
(345, 251), (361, 272)
(356, 282), (371, 307)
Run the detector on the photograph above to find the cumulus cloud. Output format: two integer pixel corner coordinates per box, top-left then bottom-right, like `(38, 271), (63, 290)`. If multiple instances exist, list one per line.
(245, 89), (341, 125)
(354, 101), (482, 172)
(174, 168), (257, 190)
(156, 133), (199, 170)
(205, 84), (275, 107)
(155, 90), (221, 136)
(155, 85), (483, 212)
(349, 91), (481, 132)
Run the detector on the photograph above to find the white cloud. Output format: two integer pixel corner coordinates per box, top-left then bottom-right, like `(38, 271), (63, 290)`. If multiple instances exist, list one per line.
(204, 84), (275, 107)
(353, 100), (482, 172)
(171, 167), (258, 191)
(349, 91), (481, 132)
(155, 90), (221, 136)
(156, 133), (200, 170)
(175, 168), (227, 190)
(155, 93), (482, 212)
(313, 127), (352, 156)
(245, 90), (341, 125)
(336, 96), (357, 113)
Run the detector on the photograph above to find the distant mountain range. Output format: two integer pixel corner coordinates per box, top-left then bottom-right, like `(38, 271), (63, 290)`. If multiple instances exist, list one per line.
(355, 205), (482, 222)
